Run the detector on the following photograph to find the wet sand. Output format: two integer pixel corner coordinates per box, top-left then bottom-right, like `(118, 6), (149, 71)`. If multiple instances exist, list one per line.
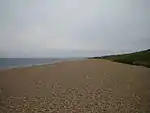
(0, 59), (150, 113)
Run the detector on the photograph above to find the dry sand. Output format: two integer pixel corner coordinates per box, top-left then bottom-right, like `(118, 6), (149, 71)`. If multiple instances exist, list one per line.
(0, 59), (150, 113)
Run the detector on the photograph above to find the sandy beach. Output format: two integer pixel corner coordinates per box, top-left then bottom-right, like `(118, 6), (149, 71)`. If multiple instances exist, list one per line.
(0, 59), (150, 113)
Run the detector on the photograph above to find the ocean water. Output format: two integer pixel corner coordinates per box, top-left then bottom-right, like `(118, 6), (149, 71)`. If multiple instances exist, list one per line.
(0, 58), (81, 69)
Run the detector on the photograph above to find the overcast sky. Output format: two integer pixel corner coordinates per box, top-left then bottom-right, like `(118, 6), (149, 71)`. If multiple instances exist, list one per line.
(0, 0), (150, 57)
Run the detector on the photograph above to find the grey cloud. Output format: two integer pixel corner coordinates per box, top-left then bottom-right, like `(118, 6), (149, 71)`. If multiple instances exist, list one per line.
(0, 0), (150, 57)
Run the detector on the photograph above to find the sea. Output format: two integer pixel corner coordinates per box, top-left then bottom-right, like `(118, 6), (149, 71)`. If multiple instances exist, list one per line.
(0, 58), (83, 70)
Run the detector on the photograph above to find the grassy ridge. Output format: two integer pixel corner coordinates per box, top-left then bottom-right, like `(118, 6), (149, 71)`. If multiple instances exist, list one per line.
(92, 49), (150, 68)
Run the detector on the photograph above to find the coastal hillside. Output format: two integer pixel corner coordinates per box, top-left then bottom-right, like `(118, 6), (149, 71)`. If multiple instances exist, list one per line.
(92, 49), (150, 68)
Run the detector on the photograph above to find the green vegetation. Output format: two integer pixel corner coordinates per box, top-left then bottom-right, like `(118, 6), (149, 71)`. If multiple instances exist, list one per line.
(92, 49), (150, 68)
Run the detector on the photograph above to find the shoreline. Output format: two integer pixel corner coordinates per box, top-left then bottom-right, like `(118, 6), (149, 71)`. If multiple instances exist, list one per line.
(0, 61), (63, 71)
(0, 58), (86, 71)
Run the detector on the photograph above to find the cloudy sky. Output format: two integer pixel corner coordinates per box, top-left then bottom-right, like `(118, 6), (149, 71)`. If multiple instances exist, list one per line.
(0, 0), (150, 57)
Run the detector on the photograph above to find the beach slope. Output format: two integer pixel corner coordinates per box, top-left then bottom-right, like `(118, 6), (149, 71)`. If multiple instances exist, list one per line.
(0, 60), (150, 113)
